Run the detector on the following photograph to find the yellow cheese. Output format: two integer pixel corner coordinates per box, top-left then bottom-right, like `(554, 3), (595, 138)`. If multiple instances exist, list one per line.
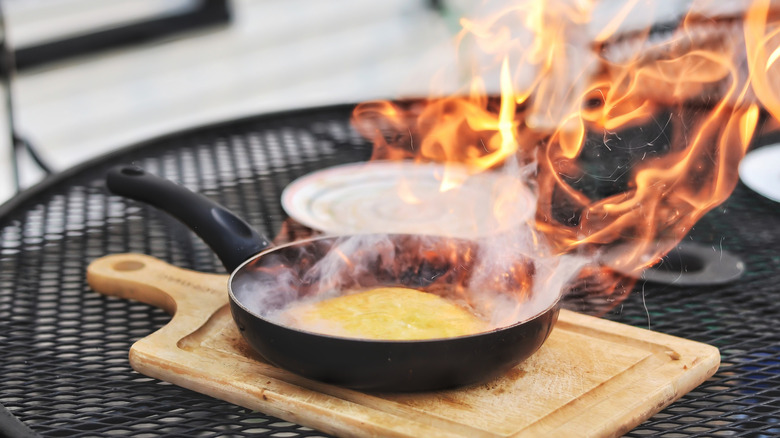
(282, 287), (487, 340)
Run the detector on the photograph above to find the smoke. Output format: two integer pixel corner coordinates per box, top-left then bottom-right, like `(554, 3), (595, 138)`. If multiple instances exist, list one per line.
(233, 158), (591, 335)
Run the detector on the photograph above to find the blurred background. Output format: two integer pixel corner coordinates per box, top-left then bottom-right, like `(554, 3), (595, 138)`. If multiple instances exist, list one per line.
(0, 0), (464, 203)
(0, 0), (754, 204)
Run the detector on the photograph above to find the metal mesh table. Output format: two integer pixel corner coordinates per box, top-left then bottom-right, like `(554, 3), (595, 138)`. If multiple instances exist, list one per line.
(1, 103), (779, 437)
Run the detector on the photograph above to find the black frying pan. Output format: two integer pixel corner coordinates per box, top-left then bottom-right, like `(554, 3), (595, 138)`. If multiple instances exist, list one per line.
(106, 165), (559, 392)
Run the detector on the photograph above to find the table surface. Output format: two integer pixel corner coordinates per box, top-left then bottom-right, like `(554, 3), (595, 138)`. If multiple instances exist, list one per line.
(0, 103), (778, 437)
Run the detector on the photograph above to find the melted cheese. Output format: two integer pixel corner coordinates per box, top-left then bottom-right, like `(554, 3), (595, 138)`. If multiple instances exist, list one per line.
(281, 287), (487, 340)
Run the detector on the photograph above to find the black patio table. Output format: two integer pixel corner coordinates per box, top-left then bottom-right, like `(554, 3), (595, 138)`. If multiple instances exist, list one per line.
(0, 103), (778, 437)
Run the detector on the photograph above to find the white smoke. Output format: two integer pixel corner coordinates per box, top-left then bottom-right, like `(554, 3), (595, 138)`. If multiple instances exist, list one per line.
(233, 158), (591, 334)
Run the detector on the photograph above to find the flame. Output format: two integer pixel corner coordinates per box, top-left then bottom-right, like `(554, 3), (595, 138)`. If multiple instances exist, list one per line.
(349, 0), (779, 313)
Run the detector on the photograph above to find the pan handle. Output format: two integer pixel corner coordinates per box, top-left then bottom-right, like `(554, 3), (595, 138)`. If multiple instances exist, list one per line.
(106, 165), (271, 272)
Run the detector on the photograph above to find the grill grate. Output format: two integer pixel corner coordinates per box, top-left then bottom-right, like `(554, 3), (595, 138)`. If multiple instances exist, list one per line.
(1, 103), (779, 437)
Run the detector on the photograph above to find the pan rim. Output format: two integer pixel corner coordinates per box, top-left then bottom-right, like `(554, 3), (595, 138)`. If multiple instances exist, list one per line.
(227, 233), (563, 344)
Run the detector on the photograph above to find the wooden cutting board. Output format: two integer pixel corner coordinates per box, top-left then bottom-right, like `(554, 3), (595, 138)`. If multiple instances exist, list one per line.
(87, 253), (720, 438)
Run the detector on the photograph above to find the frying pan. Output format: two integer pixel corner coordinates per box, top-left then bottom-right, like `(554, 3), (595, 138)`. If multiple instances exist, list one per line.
(105, 165), (559, 392)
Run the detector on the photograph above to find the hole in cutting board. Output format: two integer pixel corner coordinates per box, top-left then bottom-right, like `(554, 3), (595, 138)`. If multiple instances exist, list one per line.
(113, 260), (145, 271)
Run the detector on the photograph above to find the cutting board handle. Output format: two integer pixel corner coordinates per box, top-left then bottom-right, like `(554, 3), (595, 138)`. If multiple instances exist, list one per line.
(87, 253), (229, 321)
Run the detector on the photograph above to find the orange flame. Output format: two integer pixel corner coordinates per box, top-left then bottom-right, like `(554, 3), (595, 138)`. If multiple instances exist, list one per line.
(350, 0), (776, 309)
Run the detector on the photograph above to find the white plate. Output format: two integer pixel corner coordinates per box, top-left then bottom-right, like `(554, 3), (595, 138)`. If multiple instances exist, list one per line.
(739, 144), (780, 203)
(282, 161), (535, 238)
